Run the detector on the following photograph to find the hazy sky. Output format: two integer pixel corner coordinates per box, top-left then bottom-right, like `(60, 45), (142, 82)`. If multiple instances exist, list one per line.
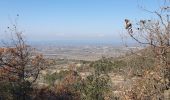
(0, 0), (161, 41)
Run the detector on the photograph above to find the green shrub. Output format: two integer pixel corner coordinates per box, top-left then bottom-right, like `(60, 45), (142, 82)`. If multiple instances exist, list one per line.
(0, 81), (13, 100)
(44, 70), (70, 85)
(74, 58), (115, 100)
(90, 57), (114, 75)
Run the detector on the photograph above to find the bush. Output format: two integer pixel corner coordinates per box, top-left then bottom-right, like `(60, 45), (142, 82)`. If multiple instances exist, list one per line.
(74, 58), (115, 100)
(0, 81), (13, 100)
(44, 70), (70, 86)
(90, 57), (114, 75)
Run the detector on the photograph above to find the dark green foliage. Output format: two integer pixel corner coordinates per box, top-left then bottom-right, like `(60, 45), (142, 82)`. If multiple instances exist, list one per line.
(75, 58), (113, 100)
(112, 60), (127, 72)
(77, 74), (111, 100)
(113, 60), (126, 68)
(11, 81), (33, 100)
(44, 70), (70, 85)
(0, 81), (33, 100)
(0, 81), (13, 100)
(90, 57), (114, 75)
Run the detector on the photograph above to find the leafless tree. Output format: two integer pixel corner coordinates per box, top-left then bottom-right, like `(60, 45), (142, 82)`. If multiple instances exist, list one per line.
(0, 24), (46, 100)
(124, 0), (170, 99)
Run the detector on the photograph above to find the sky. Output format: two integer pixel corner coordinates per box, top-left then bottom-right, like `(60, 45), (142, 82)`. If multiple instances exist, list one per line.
(0, 0), (162, 42)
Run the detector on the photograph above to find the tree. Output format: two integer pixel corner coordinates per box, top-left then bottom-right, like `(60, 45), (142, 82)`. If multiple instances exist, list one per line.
(124, 0), (170, 99)
(0, 24), (46, 100)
